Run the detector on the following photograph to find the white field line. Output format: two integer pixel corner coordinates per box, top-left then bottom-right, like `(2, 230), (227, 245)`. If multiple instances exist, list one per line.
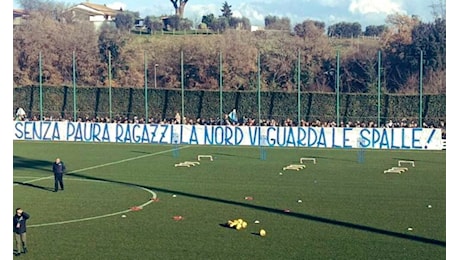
(29, 181), (156, 228)
(15, 146), (190, 227)
(13, 145), (190, 186)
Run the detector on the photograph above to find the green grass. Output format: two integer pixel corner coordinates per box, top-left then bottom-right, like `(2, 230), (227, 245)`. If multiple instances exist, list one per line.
(13, 141), (446, 259)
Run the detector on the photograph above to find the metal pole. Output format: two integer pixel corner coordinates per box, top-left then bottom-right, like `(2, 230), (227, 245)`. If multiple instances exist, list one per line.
(39, 51), (43, 120)
(144, 51), (148, 121)
(219, 51), (223, 123)
(73, 50), (77, 121)
(181, 50), (185, 124)
(377, 50), (381, 127)
(419, 50), (423, 127)
(336, 49), (340, 126)
(108, 51), (112, 120)
(154, 64), (158, 89)
(257, 51), (261, 126)
(297, 49), (301, 125)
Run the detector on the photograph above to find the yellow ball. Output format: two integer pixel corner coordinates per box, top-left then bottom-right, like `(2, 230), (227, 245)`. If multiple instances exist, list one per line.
(259, 229), (266, 236)
(242, 221), (248, 228)
(236, 223), (242, 230)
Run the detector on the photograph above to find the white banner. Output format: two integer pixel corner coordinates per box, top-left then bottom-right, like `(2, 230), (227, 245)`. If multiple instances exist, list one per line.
(13, 121), (443, 150)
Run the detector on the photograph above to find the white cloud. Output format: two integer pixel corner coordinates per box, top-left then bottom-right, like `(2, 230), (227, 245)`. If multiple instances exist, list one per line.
(187, 4), (220, 17)
(234, 3), (266, 26)
(348, 0), (404, 15)
(318, 0), (344, 7)
(107, 2), (127, 11)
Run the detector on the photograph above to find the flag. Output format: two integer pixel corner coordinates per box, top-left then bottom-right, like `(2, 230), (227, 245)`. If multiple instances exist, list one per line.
(228, 109), (238, 123)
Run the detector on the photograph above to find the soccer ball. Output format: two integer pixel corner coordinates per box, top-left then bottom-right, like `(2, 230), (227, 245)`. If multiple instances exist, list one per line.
(259, 229), (266, 236)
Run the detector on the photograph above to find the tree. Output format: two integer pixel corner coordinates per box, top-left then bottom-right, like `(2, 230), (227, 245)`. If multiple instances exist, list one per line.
(13, 9), (101, 86)
(144, 16), (164, 33)
(293, 20), (325, 39)
(114, 11), (138, 32)
(264, 15), (291, 31)
(202, 13), (216, 28)
(221, 1), (232, 18)
(327, 22), (362, 38)
(170, 0), (189, 18)
(364, 25), (386, 37)
(17, 0), (71, 21)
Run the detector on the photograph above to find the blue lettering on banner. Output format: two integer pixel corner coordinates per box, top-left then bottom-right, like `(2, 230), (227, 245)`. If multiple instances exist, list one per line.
(286, 127), (296, 147)
(234, 127), (243, 145)
(224, 126), (233, 145)
(159, 125), (168, 144)
(381, 129), (390, 148)
(307, 128), (318, 147)
(15, 121), (60, 140)
(189, 125), (198, 144)
(359, 129), (371, 147)
(13, 121), (442, 150)
(331, 128), (341, 148)
(204, 126), (213, 144)
(248, 127), (259, 145)
(267, 127), (275, 146)
(412, 128), (422, 149)
(317, 128), (327, 147)
(343, 128), (352, 148)
(115, 123), (123, 142)
(297, 127), (306, 146)
(276, 127), (286, 146)
(215, 126), (224, 145)
(150, 124), (158, 143)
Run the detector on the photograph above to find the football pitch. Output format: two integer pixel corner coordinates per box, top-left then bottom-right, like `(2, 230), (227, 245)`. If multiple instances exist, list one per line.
(13, 141), (446, 259)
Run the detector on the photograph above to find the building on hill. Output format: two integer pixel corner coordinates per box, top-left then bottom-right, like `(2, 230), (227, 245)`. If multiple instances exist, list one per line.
(65, 2), (121, 30)
(13, 9), (29, 26)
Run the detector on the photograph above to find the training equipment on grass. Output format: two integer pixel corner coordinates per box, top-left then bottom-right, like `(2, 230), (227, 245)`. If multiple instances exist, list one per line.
(197, 155), (213, 161)
(226, 218), (248, 231)
(383, 167), (408, 174)
(299, 157), (316, 164)
(173, 215), (184, 221)
(398, 160), (415, 167)
(174, 161), (200, 167)
(259, 229), (266, 237)
(283, 164), (306, 171)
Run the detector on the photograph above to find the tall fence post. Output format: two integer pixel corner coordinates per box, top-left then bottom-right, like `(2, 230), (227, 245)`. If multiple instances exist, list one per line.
(419, 50), (423, 127)
(297, 49), (301, 125)
(336, 49), (340, 126)
(39, 51), (43, 120)
(144, 51), (148, 121)
(108, 51), (112, 120)
(73, 50), (77, 121)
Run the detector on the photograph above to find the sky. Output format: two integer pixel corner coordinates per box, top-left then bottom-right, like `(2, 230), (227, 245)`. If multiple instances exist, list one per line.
(12, 0), (445, 28)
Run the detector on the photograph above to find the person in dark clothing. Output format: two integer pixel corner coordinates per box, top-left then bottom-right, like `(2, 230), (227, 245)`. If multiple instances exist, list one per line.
(13, 208), (30, 256)
(52, 157), (66, 192)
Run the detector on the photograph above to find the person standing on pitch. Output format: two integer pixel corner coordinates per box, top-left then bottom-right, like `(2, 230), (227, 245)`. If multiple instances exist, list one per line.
(13, 208), (30, 256)
(52, 157), (66, 192)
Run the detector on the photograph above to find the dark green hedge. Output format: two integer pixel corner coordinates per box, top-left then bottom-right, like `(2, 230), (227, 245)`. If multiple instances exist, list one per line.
(13, 86), (446, 126)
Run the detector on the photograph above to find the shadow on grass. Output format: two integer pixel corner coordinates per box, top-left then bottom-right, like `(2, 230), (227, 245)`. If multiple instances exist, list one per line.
(66, 171), (445, 248)
(13, 181), (54, 192)
(130, 151), (152, 155)
(13, 156), (51, 173)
